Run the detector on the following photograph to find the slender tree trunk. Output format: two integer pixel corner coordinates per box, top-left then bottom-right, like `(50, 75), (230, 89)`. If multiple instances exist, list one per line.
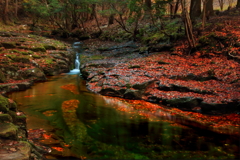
(144, 0), (152, 19)
(218, 0), (224, 11)
(206, 0), (214, 17)
(202, 0), (207, 29)
(92, 4), (102, 33)
(190, 0), (201, 21)
(15, 0), (18, 19)
(228, 0), (234, 8)
(237, 0), (240, 8)
(3, 0), (9, 24)
(108, 14), (114, 25)
(181, 0), (196, 50)
(174, 0), (180, 17)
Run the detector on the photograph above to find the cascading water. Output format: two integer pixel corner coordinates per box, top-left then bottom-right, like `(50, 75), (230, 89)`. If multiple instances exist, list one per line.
(75, 54), (80, 69)
(69, 42), (82, 74)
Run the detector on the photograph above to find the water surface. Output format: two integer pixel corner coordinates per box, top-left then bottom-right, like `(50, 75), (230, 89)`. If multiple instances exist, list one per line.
(8, 74), (239, 159)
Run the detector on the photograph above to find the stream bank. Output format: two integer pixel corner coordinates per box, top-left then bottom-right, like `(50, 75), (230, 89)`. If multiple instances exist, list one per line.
(80, 39), (240, 136)
(0, 30), (239, 159)
(0, 31), (75, 160)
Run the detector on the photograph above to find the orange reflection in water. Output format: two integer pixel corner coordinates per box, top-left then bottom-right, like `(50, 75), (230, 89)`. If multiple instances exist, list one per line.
(61, 84), (79, 94)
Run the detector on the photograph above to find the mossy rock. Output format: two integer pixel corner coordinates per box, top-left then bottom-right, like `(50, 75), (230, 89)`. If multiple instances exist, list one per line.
(43, 44), (57, 50)
(10, 56), (30, 63)
(15, 115), (27, 125)
(123, 89), (142, 99)
(1, 42), (16, 49)
(29, 44), (46, 52)
(0, 122), (18, 139)
(0, 32), (12, 37)
(0, 114), (13, 123)
(0, 141), (31, 160)
(0, 95), (9, 113)
(22, 68), (46, 81)
(32, 54), (41, 59)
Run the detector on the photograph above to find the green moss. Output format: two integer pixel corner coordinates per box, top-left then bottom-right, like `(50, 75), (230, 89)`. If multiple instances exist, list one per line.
(32, 54), (41, 59)
(45, 58), (53, 64)
(0, 123), (18, 139)
(29, 44), (46, 52)
(0, 114), (13, 123)
(9, 55), (30, 63)
(1, 42), (16, 49)
(0, 95), (9, 113)
(43, 44), (57, 50)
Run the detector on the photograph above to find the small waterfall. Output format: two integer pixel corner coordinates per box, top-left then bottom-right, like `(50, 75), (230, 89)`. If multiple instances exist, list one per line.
(75, 54), (80, 69)
(69, 42), (82, 74)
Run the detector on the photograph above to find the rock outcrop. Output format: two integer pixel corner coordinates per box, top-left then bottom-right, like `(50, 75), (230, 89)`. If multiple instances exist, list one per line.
(81, 42), (240, 115)
(0, 31), (75, 94)
(0, 94), (44, 159)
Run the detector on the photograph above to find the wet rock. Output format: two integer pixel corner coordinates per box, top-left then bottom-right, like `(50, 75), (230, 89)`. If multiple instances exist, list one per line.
(43, 44), (57, 50)
(165, 97), (203, 110)
(132, 80), (155, 90)
(200, 102), (239, 115)
(0, 95), (10, 113)
(16, 82), (33, 91)
(0, 32), (12, 37)
(0, 123), (18, 139)
(124, 89), (142, 99)
(42, 66), (60, 76)
(0, 114), (13, 123)
(99, 87), (122, 97)
(1, 42), (16, 49)
(21, 68), (46, 81)
(0, 141), (31, 160)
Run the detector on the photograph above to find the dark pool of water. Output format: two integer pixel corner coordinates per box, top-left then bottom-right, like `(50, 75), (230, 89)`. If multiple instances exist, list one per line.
(8, 74), (239, 160)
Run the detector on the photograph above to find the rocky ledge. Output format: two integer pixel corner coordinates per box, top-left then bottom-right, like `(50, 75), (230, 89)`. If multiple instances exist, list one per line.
(81, 42), (240, 115)
(0, 31), (75, 95)
(0, 31), (75, 159)
(0, 94), (47, 160)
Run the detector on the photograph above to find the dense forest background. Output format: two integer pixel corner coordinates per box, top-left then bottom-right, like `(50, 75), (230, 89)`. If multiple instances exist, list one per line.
(1, 0), (240, 52)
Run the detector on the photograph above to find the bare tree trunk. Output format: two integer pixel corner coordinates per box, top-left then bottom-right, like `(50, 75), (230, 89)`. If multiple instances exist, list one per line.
(108, 14), (114, 26)
(190, 0), (201, 21)
(237, 0), (240, 8)
(144, 0), (152, 19)
(92, 4), (102, 33)
(174, 0), (180, 17)
(206, 0), (214, 17)
(202, 0), (207, 29)
(181, 0), (196, 51)
(15, 0), (18, 19)
(218, 0), (224, 11)
(3, 0), (9, 24)
(228, 0), (234, 8)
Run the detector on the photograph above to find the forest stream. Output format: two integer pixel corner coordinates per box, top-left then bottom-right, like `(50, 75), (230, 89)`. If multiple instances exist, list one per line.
(7, 72), (239, 160)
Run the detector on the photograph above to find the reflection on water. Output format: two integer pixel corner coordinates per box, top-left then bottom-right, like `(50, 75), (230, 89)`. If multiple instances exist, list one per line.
(8, 74), (239, 159)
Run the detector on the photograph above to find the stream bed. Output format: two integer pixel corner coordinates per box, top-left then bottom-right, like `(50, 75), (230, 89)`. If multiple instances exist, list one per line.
(7, 73), (239, 160)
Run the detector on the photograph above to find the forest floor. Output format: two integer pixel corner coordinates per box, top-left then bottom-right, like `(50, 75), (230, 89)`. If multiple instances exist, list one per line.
(78, 11), (240, 137)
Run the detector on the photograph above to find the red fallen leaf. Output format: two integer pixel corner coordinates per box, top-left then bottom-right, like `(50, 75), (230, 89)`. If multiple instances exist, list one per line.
(42, 133), (51, 139)
(52, 147), (64, 152)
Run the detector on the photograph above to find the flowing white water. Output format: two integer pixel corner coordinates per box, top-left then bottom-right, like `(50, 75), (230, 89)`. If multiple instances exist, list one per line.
(69, 42), (82, 75)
